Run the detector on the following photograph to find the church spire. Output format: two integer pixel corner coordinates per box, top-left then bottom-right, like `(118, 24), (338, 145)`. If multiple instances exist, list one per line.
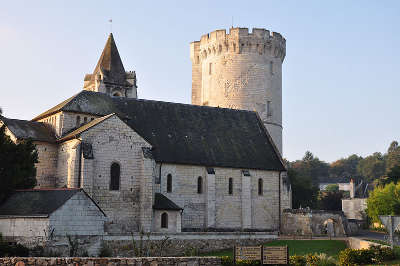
(83, 34), (137, 98)
(92, 33), (126, 85)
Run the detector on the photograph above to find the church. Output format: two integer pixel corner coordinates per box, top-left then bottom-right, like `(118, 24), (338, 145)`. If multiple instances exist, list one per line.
(0, 28), (291, 235)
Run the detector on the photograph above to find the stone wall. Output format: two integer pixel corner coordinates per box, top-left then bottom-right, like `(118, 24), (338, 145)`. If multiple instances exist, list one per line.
(347, 237), (385, 249)
(56, 139), (80, 188)
(190, 27), (285, 154)
(153, 210), (182, 233)
(34, 141), (58, 188)
(281, 209), (349, 237)
(79, 115), (152, 234)
(49, 191), (106, 236)
(158, 163), (281, 231)
(0, 217), (49, 238)
(0, 257), (221, 266)
(342, 198), (367, 220)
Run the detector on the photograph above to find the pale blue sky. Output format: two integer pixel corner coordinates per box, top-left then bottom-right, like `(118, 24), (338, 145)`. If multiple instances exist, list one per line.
(1, 1), (399, 162)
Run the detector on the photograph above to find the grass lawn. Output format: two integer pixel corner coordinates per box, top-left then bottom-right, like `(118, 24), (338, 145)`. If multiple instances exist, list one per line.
(201, 240), (347, 258)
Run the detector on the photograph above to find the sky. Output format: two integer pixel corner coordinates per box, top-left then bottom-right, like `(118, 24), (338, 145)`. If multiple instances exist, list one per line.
(0, 1), (399, 163)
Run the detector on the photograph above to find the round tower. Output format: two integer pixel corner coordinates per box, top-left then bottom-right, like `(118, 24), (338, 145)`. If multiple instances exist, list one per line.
(190, 27), (286, 154)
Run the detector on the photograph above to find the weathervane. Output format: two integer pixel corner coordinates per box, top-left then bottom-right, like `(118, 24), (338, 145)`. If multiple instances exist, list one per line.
(109, 19), (113, 33)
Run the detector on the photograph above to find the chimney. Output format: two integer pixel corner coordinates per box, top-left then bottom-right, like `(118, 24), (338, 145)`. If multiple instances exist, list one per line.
(350, 178), (355, 199)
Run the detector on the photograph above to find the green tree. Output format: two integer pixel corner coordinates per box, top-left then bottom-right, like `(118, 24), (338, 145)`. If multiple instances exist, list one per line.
(366, 182), (400, 223)
(357, 152), (386, 183)
(330, 154), (363, 179)
(288, 167), (319, 209)
(318, 191), (343, 211)
(386, 141), (400, 174)
(0, 126), (38, 203)
(325, 184), (339, 192)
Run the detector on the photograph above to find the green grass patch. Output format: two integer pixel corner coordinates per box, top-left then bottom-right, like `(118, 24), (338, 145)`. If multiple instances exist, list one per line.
(201, 240), (347, 258)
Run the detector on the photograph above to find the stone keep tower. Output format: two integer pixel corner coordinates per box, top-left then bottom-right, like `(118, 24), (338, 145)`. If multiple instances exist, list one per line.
(190, 28), (286, 154)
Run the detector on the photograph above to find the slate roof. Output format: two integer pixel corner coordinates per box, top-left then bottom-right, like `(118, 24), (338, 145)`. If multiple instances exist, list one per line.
(91, 33), (127, 85)
(0, 189), (106, 217)
(32, 90), (285, 171)
(0, 116), (56, 143)
(153, 193), (182, 211)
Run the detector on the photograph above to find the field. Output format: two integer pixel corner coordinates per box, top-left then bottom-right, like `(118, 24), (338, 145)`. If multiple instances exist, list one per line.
(201, 240), (347, 258)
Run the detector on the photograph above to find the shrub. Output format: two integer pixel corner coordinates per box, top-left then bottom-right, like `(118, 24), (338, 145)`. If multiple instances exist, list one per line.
(289, 255), (306, 266)
(338, 246), (394, 265)
(221, 256), (261, 266)
(98, 244), (112, 257)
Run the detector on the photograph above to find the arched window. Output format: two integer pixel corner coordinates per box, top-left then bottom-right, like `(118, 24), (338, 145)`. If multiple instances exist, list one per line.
(161, 212), (168, 228)
(83, 117), (87, 124)
(76, 116), (81, 127)
(110, 163), (120, 191)
(167, 174), (172, 193)
(258, 178), (263, 195)
(228, 178), (233, 195)
(197, 176), (203, 194)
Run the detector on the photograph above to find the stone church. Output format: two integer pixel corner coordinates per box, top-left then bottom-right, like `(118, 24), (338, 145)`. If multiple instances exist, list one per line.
(0, 28), (291, 235)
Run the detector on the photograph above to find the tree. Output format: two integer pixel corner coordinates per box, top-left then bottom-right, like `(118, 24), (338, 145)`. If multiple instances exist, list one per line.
(318, 191), (343, 211)
(386, 141), (400, 174)
(0, 126), (38, 203)
(357, 152), (386, 183)
(330, 154), (363, 179)
(287, 166), (319, 209)
(325, 184), (339, 192)
(366, 182), (400, 223)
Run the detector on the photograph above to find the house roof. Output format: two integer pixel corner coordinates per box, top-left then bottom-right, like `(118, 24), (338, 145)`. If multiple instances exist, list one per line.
(0, 116), (56, 143)
(0, 189), (106, 217)
(153, 193), (183, 211)
(32, 90), (285, 171)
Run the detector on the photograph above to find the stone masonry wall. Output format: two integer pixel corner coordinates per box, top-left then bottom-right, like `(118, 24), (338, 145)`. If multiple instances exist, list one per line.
(190, 28), (285, 154)
(79, 115), (152, 234)
(34, 141), (58, 188)
(49, 191), (106, 236)
(0, 217), (49, 238)
(0, 257), (221, 266)
(56, 139), (80, 188)
(342, 198), (367, 220)
(159, 163), (281, 231)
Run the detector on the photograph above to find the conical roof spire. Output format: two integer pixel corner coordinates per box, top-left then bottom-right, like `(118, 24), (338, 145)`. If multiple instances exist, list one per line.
(92, 33), (126, 85)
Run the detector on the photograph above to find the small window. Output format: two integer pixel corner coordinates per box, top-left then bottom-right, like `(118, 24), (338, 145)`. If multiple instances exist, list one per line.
(197, 176), (203, 194)
(228, 178), (233, 195)
(258, 178), (263, 195)
(161, 212), (168, 228)
(110, 163), (120, 191)
(209, 62), (212, 75)
(84, 117), (87, 124)
(91, 118), (94, 121)
(167, 174), (172, 193)
(76, 116), (81, 127)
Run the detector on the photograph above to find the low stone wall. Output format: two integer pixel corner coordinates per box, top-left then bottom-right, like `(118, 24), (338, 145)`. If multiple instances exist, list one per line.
(347, 237), (386, 249)
(105, 232), (277, 257)
(6, 232), (277, 257)
(0, 257), (221, 266)
(281, 209), (350, 237)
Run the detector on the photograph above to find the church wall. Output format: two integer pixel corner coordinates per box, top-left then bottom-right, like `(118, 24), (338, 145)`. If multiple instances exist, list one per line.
(34, 141), (58, 188)
(153, 210), (182, 233)
(38, 112), (61, 137)
(61, 112), (100, 136)
(56, 139), (80, 188)
(159, 163), (282, 231)
(78, 115), (152, 234)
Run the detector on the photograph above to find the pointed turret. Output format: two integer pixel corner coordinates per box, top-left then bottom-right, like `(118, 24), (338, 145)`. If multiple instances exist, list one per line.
(83, 34), (137, 98)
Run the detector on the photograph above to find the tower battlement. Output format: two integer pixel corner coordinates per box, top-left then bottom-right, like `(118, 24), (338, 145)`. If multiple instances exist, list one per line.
(190, 27), (286, 154)
(191, 27), (285, 63)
